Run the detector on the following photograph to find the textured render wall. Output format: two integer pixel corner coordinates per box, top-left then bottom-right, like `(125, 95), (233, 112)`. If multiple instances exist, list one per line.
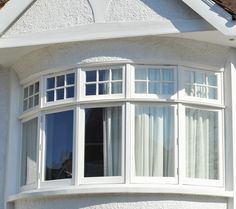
(0, 69), (10, 209)
(14, 194), (228, 209)
(12, 37), (228, 81)
(4, 0), (94, 37)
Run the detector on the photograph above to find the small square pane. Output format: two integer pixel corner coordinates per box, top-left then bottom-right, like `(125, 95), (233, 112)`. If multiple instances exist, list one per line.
(35, 82), (39, 93)
(196, 85), (207, 98)
(66, 87), (74, 98)
(47, 77), (55, 89)
(185, 71), (194, 83)
(23, 100), (28, 111)
(148, 82), (161, 94)
(112, 69), (122, 80)
(29, 85), (34, 96)
(208, 75), (217, 87)
(195, 72), (205, 84)
(29, 97), (34, 108)
(57, 75), (65, 87)
(112, 82), (122, 94)
(24, 87), (28, 99)
(99, 83), (109, 95)
(185, 84), (194, 96)
(135, 82), (147, 93)
(162, 83), (174, 95)
(208, 87), (217, 99)
(56, 89), (64, 100)
(86, 84), (96, 96)
(34, 94), (39, 106)
(162, 69), (174, 81)
(99, 70), (109, 81)
(86, 71), (96, 82)
(47, 91), (54, 102)
(148, 69), (160, 81)
(66, 73), (75, 85)
(135, 69), (147, 80)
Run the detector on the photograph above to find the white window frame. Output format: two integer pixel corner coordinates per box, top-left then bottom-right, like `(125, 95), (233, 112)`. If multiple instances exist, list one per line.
(130, 102), (178, 184)
(78, 102), (125, 185)
(180, 105), (224, 187)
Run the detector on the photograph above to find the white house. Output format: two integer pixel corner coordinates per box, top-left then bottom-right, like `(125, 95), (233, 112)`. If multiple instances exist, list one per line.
(1, 0), (236, 209)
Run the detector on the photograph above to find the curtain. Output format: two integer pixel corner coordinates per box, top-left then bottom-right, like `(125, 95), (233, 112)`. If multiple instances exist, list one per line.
(103, 107), (122, 176)
(186, 109), (218, 179)
(21, 118), (38, 186)
(135, 106), (174, 177)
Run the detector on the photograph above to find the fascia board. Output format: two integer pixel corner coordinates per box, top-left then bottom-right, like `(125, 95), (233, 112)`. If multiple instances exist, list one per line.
(182, 0), (236, 36)
(0, 0), (35, 36)
(0, 20), (212, 48)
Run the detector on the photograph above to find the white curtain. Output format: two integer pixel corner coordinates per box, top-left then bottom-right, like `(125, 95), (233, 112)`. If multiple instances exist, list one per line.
(21, 118), (38, 186)
(186, 109), (218, 179)
(103, 107), (122, 176)
(135, 106), (174, 177)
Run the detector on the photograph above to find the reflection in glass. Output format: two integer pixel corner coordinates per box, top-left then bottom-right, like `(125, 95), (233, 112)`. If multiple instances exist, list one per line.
(45, 110), (73, 180)
(56, 89), (64, 100)
(99, 70), (109, 81)
(66, 73), (75, 85)
(86, 84), (96, 96)
(85, 107), (122, 177)
(112, 69), (122, 80)
(86, 71), (96, 82)
(57, 75), (65, 87)
(47, 77), (55, 89)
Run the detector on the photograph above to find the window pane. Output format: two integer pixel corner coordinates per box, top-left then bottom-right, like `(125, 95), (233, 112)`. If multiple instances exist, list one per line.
(99, 83), (109, 95)
(56, 89), (64, 100)
(148, 69), (160, 81)
(162, 69), (173, 81)
(99, 70), (109, 81)
(195, 85), (207, 98)
(45, 110), (73, 181)
(112, 82), (122, 94)
(21, 118), (38, 186)
(162, 83), (174, 95)
(112, 69), (122, 80)
(208, 75), (217, 87)
(66, 73), (75, 85)
(86, 84), (96, 96)
(84, 107), (122, 177)
(135, 106), (175, 177)
(135, 69), (147, 80)
(208, 87), (217, 99)
(29, 85), (34, 96)
(35, 82), (39, 93)
(56, 75), (65, 87)
(23, 100), (28, 111)
(47, 77), (55, 89)
(86, 71), (96, 82)
(186, 109), (219, 180)
(195, 72), (205, 84)
(135, 82), (147, 94)
(29, 97), (34, 108)
(24, 87), (28, 99)
(66, 87), (74, 98)
(148, 82), (160, 94)
(34, 94), (39, 106)
(185, 71), (194, 83)
(47, 91), (54, 102)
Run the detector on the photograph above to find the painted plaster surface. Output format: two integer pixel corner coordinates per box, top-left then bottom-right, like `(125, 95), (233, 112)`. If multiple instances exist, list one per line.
(105, 0), (201, 22)
(12, 37), (228, 81)
(0, 69), (10, 209)
(14, 194), (227, 209)
(4, 0), (94, 37)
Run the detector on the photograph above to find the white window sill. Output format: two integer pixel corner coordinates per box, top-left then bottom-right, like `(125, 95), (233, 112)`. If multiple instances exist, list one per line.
(7, 185), (233, 202)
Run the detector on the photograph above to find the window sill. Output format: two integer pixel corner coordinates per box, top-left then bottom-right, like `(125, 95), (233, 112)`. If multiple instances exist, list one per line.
(7, 184), (233, 202)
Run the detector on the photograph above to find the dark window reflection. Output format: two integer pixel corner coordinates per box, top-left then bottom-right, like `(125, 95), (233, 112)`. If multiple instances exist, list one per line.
(45, 110), (73, 180)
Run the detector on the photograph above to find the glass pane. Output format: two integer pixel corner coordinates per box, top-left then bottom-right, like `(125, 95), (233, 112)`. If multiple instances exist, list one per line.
(208, 87), (217, 99)
(185, 84), (194, 96)
(66, 73), (75, 85)
(29, 85), (34, 96)
(162, 83), (174, 95)
(29, 97), (33, 108)
(21, 118), (38, 186)
(99, 70), (109, 81)
(34, 94), (39, 106)
(56, 75), (65, 87)
(85, 107), (122, 177)
(195, 85), (207, 98)
(195, 72), (205, 84)
(99, 83), (109, 95)
(162, 69), (173, 81)
(186, 109), (219, 179)
(112, 82), (122, 94)
(135, 82), (147, 94)
(86, 84), (96, 96)
(148, 82), (160, 94)
(56, 89), (64, 100)
(185, 71), (194, 84)
(66, 87), (74, 98)
(208, 74), (217, 87)
(86, 71), (96, 82)
(135, 69), (147, 80)
(112, 69), (122, 80)
(23, 100), (28, 111)
(135, 106), (175, 177)
(24, 87), (28, 99)
(148, 69), (160, 81)
(35, 82), (39, 93)
(45, 110), (73, 180)
(47, 77), (55, 89)
(47, 91), (54, 102)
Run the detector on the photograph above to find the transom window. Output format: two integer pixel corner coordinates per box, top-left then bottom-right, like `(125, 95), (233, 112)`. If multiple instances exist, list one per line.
(23, 81), (39, 111)
(20, 64), (224, 191)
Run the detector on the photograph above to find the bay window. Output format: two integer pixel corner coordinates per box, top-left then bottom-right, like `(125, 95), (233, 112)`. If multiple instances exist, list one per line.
(19, 64), (224, 192)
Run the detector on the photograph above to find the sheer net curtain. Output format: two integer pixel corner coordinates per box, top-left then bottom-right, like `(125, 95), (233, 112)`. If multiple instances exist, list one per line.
(21, 118), (38, 186)
(135, 106), (175, 177)
(186, 109), (219, 179)
(103, 107), (122, 176)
